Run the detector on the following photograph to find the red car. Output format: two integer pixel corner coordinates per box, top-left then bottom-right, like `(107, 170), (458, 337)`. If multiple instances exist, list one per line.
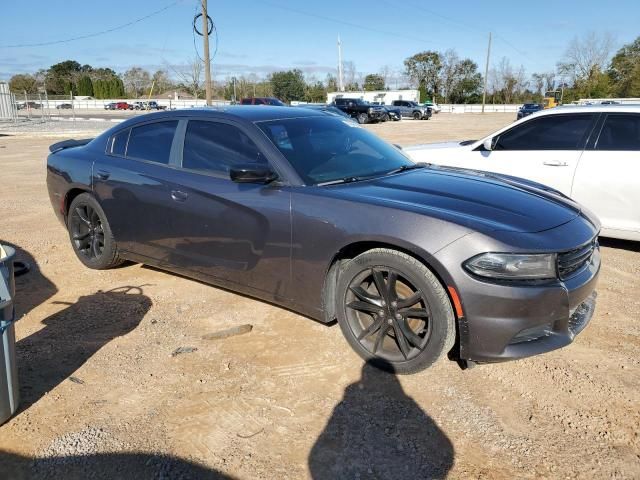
(115, 102), (131, 110)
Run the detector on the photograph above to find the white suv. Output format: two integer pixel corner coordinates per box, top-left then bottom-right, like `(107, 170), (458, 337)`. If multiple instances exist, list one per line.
(406, 105), (640, 241)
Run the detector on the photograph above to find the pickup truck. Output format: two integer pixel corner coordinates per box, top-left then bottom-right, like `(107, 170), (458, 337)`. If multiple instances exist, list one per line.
(389, 100), (431, 120)
(332, 98), (387, 124)
(132, 101), (166, 110)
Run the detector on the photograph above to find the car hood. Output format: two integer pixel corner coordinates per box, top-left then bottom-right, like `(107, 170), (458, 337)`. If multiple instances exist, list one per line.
(329, 167), (583, 234)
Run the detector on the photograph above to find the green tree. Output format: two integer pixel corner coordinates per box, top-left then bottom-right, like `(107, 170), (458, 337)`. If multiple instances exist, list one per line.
(363, 74), (385, 91)
(47, 60), (83, 94)
(269, 69), (305, 103)
(8, 74), (38, 94)
(609, 36), (640, 97)
(449, 59), (482, 103)
(77, 75), (94, 96)
(305, 81), (327, 102)
(404, 51), (442, 98)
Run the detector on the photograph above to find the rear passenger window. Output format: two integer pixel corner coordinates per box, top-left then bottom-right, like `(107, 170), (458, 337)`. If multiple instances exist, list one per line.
(596, 114), (640, 150)
(182, 121), (265, 176)
(110, 129), (129, 156)
(496, 114), (595, 151)
(126, 121), (178, 164)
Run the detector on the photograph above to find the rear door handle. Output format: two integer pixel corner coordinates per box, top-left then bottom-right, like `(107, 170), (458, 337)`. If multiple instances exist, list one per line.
(96, 169), (110, 180)
(170, 190), (188, 202)
(543, 160), (568, 167)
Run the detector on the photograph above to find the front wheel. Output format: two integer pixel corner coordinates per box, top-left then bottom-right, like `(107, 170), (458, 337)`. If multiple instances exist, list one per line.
(67, 193), (122, 270)
(412, 111), (421, 120)
(336, 248), (456, 374)
(357, 113), (368, 124)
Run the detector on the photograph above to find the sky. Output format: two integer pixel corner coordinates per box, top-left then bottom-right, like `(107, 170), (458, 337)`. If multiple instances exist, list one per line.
(1, 0), (639, 83)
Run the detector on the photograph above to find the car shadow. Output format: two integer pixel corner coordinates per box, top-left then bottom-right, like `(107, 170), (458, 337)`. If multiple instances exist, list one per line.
(2, 241), (57, 317)
(308, 360), (454, 479)
(599, 237), (640, 253)
(16, 286), (151, 413)
(0, 451), (232, 480)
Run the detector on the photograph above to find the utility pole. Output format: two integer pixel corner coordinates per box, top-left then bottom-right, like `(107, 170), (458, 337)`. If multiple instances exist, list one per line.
(201, 0), (213, 105)
(481, 32), (492, 113)
(337, 35), (344, 92)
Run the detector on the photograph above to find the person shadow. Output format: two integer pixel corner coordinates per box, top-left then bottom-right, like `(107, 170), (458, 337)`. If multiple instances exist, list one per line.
(0, 451), (233, 480)
(16, 286), (151, 413)
(309, 360), (454, 479)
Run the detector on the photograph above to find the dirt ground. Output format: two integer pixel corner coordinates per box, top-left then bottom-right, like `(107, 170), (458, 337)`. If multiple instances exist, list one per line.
(0, 113), (638, 479)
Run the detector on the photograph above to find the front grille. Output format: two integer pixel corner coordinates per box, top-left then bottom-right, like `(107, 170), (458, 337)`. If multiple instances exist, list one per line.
(557, 239), (597, 279)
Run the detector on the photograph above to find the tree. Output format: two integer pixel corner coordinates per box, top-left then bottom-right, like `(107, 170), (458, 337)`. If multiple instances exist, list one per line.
(439, 49), (460, 103)
(47, 60), (83, 94)
(609, 36), (640, 97)
(305, 80), (327, 102)
(449, 59), (482, 103)
(404, 51), (441, 99)
(171, 58), (203, 99)
(378, 65), (392, 89)
(151, 69), (173, 94)
(560, 31), (614, 81)
(8, 74), (38, 94)
(343, 61), (357, 89)
(76, 75), (94, 96)
(363, 74), (385, 91)
(122, 67), (151, 98)
(325, 74), (338, 92)
(269, 69), (306, 102)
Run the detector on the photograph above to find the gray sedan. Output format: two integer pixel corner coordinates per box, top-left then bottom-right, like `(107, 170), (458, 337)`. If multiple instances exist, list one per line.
(46, 107), (600, 373)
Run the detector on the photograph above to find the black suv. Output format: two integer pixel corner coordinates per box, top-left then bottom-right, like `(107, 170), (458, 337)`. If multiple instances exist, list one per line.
(332, 98), (386, 124)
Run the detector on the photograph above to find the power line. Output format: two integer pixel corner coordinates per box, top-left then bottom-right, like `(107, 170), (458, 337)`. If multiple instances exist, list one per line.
(0, 0), (186, 48)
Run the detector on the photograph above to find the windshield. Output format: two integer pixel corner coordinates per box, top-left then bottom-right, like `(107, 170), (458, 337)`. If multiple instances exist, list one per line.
(257, 116), (412, 185)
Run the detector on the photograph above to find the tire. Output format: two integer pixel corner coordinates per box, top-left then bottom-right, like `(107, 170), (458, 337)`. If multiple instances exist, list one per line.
(381, 113), (390, 122)
(412, 111), (421, 120)
(67, 193), (122, 270)
(336, 248), (455, 374)
(357, 113), (368, 124)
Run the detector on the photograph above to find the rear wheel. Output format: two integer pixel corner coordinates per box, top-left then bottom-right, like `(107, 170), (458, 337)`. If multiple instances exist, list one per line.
(357, 113), (368, 124)
(336, 248), (455, 374)
(381, 113), (390, 122)
(412, 111), (421, 120)
(67, 193), (122, 270)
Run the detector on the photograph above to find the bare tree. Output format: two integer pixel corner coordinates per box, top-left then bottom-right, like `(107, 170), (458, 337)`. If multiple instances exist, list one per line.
(171, 57), (203, 99)
(378, 65), (392, 89)
(343, 60), (357, 89)
(560, 31), (614, 80)
(439, 49), (460, 103)
(531, 73), (545, 95)
(122, 67), (151, 98)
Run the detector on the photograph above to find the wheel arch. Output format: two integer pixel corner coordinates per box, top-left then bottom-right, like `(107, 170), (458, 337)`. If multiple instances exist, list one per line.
(321, 239), (459, 324)
(63, 187), (93, 221)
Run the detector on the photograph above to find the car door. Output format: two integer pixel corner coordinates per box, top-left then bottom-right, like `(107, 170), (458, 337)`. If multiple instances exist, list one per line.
(163, 118), (292, 298)
(572, 113), (640, 238)
(466, 113), (599, 195)
(93, 119), (184, 261)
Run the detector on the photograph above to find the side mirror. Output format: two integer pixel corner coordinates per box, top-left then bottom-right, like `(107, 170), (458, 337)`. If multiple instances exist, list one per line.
(483, 137), (495, 151)
(230, 164), (277, 184)
(393, 144), (403, 150)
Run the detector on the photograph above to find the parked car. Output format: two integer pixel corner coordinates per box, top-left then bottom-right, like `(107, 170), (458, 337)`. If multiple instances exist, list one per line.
(240, 97), (286, 106)
(406, 105), (640, 241)
(104, 102), (118, 110)
(56, 103), (73, 109)
(389, 100), (431, 120)
(295, 104), (357, 122)
(47, 106), (600, 373)
(17, 101), (41, 110)
(332, 98), (387, 124)
(372, 102), (402, 121)
(115, 102), (131, 110)
(422, 101), (441, 113)
(517, 103), (543, 120)
(132, 101), (166, 110)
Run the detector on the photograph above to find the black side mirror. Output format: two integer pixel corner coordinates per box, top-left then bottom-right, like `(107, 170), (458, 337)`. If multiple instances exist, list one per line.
(230, 164), (277, 184)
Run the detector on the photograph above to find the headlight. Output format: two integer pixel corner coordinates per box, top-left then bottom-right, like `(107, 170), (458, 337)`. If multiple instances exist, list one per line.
(464, 253), (557, 280)
(368, 107), (374, 114)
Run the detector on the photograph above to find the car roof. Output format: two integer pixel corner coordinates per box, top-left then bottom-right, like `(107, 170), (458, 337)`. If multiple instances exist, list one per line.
(542, 104), (640, 114)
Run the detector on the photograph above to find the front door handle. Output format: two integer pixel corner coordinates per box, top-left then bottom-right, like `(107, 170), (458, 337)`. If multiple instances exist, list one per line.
(96, 169), (110, 180)
(543, 160), (568, 167)
(170, 190), (188, 202)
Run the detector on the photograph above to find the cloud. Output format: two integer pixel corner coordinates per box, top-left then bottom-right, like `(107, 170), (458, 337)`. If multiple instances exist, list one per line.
(293, 60), (318, 66)
(216, 51), (249, 59)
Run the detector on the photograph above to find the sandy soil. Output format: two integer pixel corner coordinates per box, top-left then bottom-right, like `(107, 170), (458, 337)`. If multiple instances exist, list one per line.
(0, 114), (638, 479)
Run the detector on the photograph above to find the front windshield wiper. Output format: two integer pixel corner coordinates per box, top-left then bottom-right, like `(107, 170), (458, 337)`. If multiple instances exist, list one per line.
(316, 176), (363, 186)
(383, 163), (428, 176)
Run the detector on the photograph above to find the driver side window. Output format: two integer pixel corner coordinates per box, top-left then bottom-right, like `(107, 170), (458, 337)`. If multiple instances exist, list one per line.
(495, 114), (596, 151)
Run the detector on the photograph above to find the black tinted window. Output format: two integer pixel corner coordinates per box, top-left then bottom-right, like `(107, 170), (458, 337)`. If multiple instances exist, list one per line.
(110, 129), (129, 156)
(596, 114), (640, 151)
(126, 121), (178, 164)
(496, 114), (595, 150)
(182, 121), (264, 175)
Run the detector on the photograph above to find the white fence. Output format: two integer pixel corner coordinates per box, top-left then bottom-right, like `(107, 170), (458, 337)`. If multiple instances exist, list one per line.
(0, 83), (17, 121)
(439, 104), (521, 113)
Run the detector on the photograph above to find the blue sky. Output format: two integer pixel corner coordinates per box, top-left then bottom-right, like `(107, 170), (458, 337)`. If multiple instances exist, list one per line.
(1, 0), (639, 82)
